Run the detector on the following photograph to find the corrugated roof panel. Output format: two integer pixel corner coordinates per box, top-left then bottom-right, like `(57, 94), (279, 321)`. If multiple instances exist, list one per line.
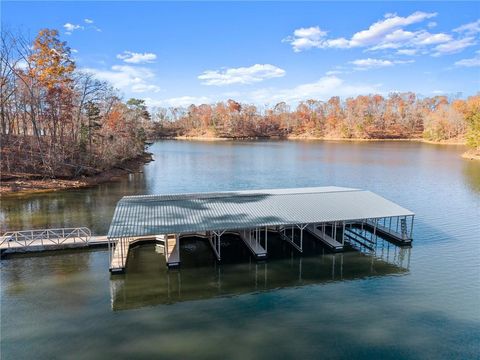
(107, 186), (414, 238)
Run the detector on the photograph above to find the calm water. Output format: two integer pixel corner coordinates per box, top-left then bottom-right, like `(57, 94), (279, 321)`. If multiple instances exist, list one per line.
(1, 140), (479, 359)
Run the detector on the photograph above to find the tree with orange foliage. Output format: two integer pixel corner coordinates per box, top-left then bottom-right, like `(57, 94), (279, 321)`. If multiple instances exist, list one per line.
(28, 29), (76, 143)
(1, 29), (152, 178)
(28, 29), (75, 89)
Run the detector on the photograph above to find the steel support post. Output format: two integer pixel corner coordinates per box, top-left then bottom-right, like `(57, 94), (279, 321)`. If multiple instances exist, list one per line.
(212, 230), (226, 260)
(410, 215), (414, 239)
(265, 226), (268, 252)
(295, 224), (308, 251)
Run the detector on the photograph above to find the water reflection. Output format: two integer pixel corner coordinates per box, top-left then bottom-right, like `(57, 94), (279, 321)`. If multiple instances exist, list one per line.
(110, 238), (411, 311)
(463, 159), (480, 194)
(0, 172), (148, 233)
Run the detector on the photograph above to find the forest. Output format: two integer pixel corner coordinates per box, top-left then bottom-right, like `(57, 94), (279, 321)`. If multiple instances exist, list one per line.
(1, 29), (479, 183)
(1, 29), (153, 180)
(153, 95), (479, 149)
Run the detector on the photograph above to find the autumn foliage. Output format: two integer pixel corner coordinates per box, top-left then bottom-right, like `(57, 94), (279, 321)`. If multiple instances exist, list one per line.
(153, 94), (479, 147)
(0, 29), (152, 179)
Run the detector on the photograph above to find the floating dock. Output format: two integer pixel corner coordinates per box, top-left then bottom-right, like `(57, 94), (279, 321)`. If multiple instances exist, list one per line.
(106, 186), (415, 273)
(0, 228), (108, 254)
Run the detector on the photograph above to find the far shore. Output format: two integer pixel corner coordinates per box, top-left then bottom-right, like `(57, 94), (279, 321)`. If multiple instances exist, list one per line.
(171, 134), (467, 146)
(1, 138), (476, 195)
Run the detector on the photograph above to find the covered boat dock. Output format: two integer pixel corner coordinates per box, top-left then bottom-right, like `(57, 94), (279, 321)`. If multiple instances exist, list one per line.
(107, 186), (414, 273)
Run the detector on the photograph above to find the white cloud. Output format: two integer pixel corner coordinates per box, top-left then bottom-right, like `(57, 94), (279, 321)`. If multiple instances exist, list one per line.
(198, 64), (285, 86)
(350, 58), (414, 70)
(368, 30), (452, 52)
(117, 51), (157, 64)
(84, 65), (161, 93)
(455, 51), (480, 67)
(285, 11), (438, 52)
(63, 23), (83, 34)
(145, 96), (212, 108)
(433, 37), (476, 56)
(145, 76), (380, 107)
(414, 32), (452, 45)
(64, 20), (101, 34)
(351, 58), (395, 68)
(348, 11), (437, 47)
(325, 70), (343, 75)
(15, 59), (28, 71)
(284, 11), (479, 58)
(282, 26), (328, 52)
(71, 48), (79, 54)
(454, 19), (480, 35)
(249, 75), (380, 104)
(397, 49), (417, 56)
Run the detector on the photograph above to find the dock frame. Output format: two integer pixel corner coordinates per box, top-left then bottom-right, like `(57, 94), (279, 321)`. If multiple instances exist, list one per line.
(109, 234), (181, 273)
(107, 215), (414, 273)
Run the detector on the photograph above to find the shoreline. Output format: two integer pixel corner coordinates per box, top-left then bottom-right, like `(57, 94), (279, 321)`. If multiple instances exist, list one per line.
(0, 152), (153, 196)
(461, 150), (480, 161)
(169, 135), (467, 146)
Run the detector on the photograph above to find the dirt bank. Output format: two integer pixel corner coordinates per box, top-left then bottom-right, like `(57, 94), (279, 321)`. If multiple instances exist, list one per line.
(462, 150), (480, 161)
(170, 134), (467, 145)
(0, 152), (153, 195)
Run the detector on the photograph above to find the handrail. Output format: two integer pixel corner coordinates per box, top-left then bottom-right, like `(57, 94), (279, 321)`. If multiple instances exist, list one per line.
(1, 227), (92, 248)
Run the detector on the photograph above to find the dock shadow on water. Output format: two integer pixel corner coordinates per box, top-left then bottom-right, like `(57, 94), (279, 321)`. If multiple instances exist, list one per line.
(111, 233), (410, 311)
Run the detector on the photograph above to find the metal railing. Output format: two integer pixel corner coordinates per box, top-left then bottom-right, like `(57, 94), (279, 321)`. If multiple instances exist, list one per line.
(1, 227), (91, 249)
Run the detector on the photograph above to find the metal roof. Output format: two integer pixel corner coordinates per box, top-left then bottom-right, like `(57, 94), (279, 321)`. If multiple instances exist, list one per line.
(107, 186), (414, 238)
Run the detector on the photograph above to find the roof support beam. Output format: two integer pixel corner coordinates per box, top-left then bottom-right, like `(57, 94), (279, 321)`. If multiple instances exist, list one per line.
(209, 230), (225, 261)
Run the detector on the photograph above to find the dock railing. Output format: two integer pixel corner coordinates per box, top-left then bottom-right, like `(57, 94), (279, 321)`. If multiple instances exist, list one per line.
(1, 227), (92, 249)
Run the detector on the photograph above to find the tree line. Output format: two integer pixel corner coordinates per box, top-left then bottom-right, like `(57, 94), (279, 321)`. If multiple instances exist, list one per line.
(154, 94), (479, 150)
(0, 29), (153, 179)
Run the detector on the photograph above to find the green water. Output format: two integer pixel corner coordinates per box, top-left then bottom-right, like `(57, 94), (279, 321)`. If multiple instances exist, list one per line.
(1, 141), (479, 359)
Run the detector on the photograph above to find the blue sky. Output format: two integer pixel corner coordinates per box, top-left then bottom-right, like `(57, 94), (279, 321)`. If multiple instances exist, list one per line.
(3, 1), (480, 107)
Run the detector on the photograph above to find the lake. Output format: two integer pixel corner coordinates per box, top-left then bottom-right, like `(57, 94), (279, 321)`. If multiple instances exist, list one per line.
(1, 140), (479, 359)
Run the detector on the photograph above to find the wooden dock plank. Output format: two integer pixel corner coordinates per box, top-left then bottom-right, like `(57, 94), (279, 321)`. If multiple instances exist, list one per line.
(165, 234), (180, 266)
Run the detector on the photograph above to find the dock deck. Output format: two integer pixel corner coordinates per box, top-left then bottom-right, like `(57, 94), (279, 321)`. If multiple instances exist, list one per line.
(0, 228), (108, 255)
(363, 220), (412, 245)
(109, 234), (179, 273)
(238, 229), (267, 259)
(305, 224), (344, 251)
(165, 234), (180, 267)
